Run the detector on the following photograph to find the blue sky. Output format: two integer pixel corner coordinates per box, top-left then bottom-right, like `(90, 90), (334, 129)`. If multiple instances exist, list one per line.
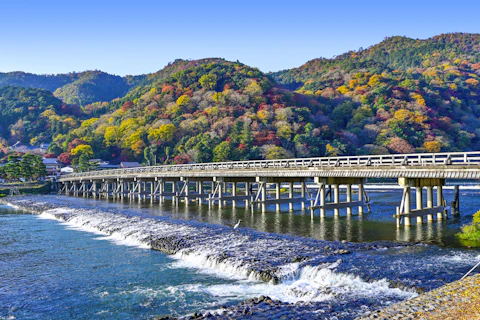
(1, 0), (479, 76)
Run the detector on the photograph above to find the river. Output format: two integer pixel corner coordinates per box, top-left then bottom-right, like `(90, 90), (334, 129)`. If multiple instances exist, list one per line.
(1, 187), (479, 319)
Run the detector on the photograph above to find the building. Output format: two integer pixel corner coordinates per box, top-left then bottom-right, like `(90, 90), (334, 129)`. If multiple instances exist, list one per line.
(120, 162), (142, 168)
(42, 158), (64, 176)
(60, 166), (74, 174)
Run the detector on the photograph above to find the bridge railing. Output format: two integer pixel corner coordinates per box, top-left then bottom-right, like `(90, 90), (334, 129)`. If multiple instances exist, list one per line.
(59, 151), (480, 180)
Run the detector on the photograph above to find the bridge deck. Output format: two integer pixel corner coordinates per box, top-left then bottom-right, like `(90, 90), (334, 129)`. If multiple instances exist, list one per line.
(58, 151), (480, 182)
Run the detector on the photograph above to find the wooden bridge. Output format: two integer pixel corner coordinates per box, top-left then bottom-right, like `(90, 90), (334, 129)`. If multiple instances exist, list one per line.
(57, 152), (480, 226)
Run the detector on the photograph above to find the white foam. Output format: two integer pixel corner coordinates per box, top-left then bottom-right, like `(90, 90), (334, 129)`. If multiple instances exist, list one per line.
(182, 264), (416, 304)
(20, 200), (417, 305)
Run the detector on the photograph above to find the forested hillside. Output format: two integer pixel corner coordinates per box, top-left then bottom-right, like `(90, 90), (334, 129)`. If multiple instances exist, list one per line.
(0, 71), (132, 106)
(1, 33), (480, 165)
(0, 86), (81, 146)
(271, 33), (480, 154)
(52, 59), (325, 165)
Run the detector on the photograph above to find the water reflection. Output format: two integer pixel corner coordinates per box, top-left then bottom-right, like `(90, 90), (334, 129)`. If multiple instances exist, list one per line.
(52, 188), (480, 247)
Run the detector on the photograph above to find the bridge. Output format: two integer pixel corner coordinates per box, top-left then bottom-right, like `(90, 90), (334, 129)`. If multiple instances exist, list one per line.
(57, 151), (480, 226)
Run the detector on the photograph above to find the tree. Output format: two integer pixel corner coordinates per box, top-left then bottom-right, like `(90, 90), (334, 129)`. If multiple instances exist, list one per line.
(20, 154), (36, 180)
(199, 74), (217, 90)
(213, 141), (232, 162)
(58, 152), (73, 164)
(148, 124), (176, 143)
(71, 144), (93, 157)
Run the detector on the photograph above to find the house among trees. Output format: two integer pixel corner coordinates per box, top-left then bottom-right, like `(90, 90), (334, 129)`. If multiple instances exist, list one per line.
(42, 158), (64, 176)
(60, 166), (74, 174)
(120, 162), (142, 168)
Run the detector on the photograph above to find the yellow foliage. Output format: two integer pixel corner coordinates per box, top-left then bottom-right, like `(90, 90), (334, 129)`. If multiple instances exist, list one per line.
(119, 118), (139, 133)
(244, 80), (263, 96)
(41, 109), (58, 118)
(166, 103), (180, 116)
(349, 79), (357, 89)
(147, 124), (176, 142)
(368, 74), (382, 87)
(410, 93), (426, 106)
(257, 109), (270, 122)
(104, 126), (121, 146)
(81, 118), (99, 128)
(449, 83), (458, 91)
(63, 117), (78, 127)
(423, 141), (441, 153)
(336, 85), (349, 95)
(449, 69), (461, 77)
(30, 137), (39, 146)
(176, 95), (190, 107)
(71, 144), (93, 157)
(394, 109), (413, 121)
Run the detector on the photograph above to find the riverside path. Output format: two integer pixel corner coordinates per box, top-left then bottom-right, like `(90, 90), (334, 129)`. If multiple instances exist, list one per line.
(57, 151), (480, 227)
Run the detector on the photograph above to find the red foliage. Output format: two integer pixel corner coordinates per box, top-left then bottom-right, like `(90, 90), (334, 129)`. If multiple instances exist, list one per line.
(173, 153), (192, 164)
(58, 152), (73, 164)
(67, 138), (87, 152)
(161, 84), (175, 93)
(387, 137), (415, 154)
(254, 130), (281, 146)
(44, 153), (57, 158)
(471, 63), (480, 70)
(121, 101), (134, 112)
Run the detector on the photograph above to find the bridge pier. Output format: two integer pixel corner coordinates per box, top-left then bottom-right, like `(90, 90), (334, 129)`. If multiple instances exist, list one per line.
(395, 178), (446, 227)
(309, 178), (368, 218)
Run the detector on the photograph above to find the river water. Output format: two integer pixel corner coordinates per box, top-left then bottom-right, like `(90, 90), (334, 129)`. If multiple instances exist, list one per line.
(1, 186), (480, 319)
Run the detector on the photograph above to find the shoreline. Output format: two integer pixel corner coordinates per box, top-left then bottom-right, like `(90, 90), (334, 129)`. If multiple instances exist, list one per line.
(360, 273), (480, 319)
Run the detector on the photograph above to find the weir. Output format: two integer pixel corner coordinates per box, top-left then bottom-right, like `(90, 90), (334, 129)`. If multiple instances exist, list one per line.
(57, 151), (480, 227)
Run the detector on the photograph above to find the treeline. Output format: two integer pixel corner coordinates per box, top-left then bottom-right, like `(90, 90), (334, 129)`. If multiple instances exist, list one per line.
(0, 153), (46, 181)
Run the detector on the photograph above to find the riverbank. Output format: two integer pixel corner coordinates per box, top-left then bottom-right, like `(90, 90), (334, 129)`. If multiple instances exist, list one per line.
(360, 273), (480, 319)
(0, 182), (52, 196)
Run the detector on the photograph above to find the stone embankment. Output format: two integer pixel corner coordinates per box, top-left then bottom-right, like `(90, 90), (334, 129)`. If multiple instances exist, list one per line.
(360, 273), (480, 319)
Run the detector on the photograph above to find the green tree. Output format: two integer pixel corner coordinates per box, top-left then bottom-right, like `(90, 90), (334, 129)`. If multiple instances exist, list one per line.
(213, 141), (232, 162)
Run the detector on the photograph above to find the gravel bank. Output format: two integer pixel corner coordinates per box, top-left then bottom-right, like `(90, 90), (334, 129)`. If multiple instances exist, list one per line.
(359, 273), (480, 319)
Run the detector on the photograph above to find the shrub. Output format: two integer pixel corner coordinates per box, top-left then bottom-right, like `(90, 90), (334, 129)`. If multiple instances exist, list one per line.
(456, 211), (480, 241)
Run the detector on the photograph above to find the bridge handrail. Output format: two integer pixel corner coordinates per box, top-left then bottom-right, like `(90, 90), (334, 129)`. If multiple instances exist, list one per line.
(58, 151), (480, 180)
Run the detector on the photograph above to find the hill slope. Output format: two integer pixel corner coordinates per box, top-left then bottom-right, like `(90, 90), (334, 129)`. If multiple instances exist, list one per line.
(271, 33), (480, 154)
(0, 86), (80, 146)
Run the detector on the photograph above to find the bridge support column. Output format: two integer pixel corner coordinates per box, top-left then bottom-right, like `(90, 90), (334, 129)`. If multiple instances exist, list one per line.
(198, 181), (203, 204)
(289, 182), (294, 211)
(426, 186), (433, 222)
(172, 181), (177, 204)
(396, 178), (446, 226)
(333, 184), (340, 217)
(416, 187), (423, 224)
(309, 178), (365, 218)
(358, 183), (364, 215)
(437, 185), (444, 220)
(346, 184), (352, 216)
(301, 182), (306, 210)
(275, 183), (281, 212)
(245, 182), (251, 206)
(231, 182), (237, 207)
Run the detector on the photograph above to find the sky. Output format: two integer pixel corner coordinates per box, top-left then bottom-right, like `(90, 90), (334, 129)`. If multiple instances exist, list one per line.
(0, 0), (479, 76)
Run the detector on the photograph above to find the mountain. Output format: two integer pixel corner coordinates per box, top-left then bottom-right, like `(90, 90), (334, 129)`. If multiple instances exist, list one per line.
(0, 86), (81, 146)
(55, 58), (325, 164)
(1, 33), (480, 164)
(52, 71), (130, 106)
(271, 33), (480, 154)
